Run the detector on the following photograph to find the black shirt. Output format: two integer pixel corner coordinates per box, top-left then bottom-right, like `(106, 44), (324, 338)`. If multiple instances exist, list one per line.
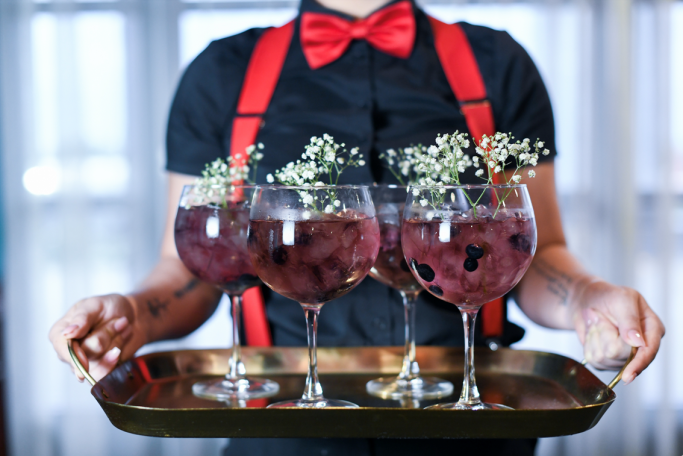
(168, 1), (553, 454)
(166, 1), (556, 349)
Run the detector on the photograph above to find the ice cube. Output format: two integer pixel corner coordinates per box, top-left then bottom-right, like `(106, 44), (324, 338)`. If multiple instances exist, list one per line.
(205, 216), (220, 239)
(283, 221), (295, 246)
(439, 221), (451, 243)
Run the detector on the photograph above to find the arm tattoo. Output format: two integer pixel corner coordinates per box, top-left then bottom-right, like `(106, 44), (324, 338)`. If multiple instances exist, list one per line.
(530, 258), (574, 306)
(147, 298), (170, 318)
(173, 278), (199, 299)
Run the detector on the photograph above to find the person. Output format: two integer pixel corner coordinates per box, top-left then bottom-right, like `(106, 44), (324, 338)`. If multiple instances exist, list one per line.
(49, 0), (664, 454)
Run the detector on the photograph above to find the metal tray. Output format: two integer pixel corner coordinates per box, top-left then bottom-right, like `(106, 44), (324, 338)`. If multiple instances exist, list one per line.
(69, 344), (633, 439)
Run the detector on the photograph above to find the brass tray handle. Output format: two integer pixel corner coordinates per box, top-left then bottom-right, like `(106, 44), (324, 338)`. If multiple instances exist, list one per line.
(67, 339), (96, 386)
(581, 346), (637, 390)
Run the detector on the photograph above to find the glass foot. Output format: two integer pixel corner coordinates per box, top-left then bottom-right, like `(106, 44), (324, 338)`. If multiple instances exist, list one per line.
(425, 401), (513, 410)
(267, 398), (358, 409)
(192, 377), (279, 401)
(366, 376), (454, 400)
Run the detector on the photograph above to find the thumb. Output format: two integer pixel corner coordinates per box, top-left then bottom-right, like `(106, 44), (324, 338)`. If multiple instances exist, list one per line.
(604, 288), (646, 348)
(61, 299), (105, 340)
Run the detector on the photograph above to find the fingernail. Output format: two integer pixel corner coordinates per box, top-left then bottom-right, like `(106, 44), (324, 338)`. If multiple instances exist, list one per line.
(628, 330), (645, 347)
(104, 346), (121, 363)
(624, 373), (637, 384)
(113, 317), (129, 332)
(63, 324), (80, 336)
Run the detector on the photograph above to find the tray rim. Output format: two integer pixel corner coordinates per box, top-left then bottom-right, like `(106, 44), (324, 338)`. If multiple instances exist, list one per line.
(76, 345), (629, 439)
(90, 346), (618, 411)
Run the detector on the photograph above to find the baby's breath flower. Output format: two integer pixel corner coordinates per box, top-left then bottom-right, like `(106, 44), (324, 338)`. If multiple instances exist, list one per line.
(528, 170), (536, 178)
(512, 174), (522, 184)
(271, 134), (366, 211)
(266, 174), (274, 183)
(475, 169), (484, 177)
(420, 199), (429, 207)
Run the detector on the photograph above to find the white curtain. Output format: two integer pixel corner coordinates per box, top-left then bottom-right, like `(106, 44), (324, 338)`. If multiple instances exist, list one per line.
(0, 1), (680, 455)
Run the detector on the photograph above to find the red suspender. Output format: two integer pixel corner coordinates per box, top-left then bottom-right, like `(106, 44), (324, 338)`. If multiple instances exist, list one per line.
(229, 21), (294, 347)
(232, 17), (504, 345)
(428, 17), (504, 338)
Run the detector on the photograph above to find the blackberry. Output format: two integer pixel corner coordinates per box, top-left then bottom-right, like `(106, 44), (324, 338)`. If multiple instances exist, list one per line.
(428, 285), (443, 296)
(509, 233), (532, 253)
(466, 244), (484, 259)
(271, 246), (288, 265)
(415, 263), (436, 282)
(463, 258), (478, 272)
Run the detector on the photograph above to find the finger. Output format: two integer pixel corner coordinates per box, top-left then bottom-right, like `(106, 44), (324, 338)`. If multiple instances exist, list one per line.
(584, 313), (628, 370)
(621, 303), (665, 383)
(89, 347), (121, 381)
(602, 288), (646, 348)
(80, 317), (130, 359)
(62, 299), (107, 340)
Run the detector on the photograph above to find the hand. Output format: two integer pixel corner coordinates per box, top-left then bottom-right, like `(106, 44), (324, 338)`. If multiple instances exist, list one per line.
(571, 280), (664, 384)
(49, 294), (145, 382)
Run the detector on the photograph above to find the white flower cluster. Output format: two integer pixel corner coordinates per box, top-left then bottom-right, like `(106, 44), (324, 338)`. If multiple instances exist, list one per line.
(378, 145), (429, 185)
(412, 132), (472, 186)
(473, 133), (548, 185)
(268, 134), (365, 211)
(190, 143), (264, 205)
(267, 134), (364, 187)
(407, 131), (549, 214)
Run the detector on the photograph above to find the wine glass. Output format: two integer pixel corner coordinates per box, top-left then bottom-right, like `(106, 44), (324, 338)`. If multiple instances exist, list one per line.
(247, 185), (380, 408)
(403, 184), (536, 410)
(174, 184), (279, 401)
(366, 184), (453, 400)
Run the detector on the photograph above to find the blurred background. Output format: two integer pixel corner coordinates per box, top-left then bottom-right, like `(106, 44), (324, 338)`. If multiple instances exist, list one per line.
(0, 0), (681, 455)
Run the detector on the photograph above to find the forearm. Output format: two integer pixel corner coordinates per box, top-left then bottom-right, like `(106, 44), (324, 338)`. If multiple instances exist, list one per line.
(126, 257), (222, 348)
(514, 243), (597, 330)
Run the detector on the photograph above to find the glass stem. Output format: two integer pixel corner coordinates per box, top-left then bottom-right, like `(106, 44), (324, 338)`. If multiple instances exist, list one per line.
(227, 294), (246, 380)
(398, 291), (421, 381)
(458, 307), (482, 406)
(302, 305), (324, 402)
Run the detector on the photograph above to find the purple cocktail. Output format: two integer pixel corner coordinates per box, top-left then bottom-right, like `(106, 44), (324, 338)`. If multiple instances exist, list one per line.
(403, 185), (537, 410)
(174, 185), (279, 402)
(175, 205), (259, 295)
(402, 212), (535, 308)
(248, 185), (380, 408)
(370, 211), (421, 293)
(366, 185), (453, 401)
(248, 216), (380, 304)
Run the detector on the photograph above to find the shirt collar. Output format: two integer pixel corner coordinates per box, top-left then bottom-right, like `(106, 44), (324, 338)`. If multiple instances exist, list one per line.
(298, 0), (415, 21)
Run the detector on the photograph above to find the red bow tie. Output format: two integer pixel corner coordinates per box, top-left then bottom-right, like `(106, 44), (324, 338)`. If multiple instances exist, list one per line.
(300, 1), (416, 70)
